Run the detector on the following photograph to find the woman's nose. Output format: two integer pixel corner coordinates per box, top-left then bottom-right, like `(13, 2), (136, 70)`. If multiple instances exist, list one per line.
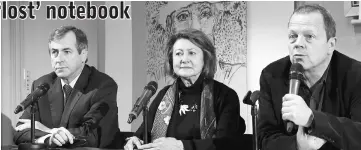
(180, 53), (190, 63)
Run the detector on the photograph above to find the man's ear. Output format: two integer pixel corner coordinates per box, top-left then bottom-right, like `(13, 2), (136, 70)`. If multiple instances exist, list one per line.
(80, 49), (88, 63)
(327, 37), (336, 54)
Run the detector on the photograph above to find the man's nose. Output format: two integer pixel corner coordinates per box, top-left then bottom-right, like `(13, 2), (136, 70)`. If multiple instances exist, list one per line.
(294, 36), (305, 49)
(54, 52), (64, 62)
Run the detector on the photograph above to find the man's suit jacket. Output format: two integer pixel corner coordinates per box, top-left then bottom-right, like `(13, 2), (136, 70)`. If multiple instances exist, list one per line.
(13, 65), (120, 148)
(258, 51), (361, 150)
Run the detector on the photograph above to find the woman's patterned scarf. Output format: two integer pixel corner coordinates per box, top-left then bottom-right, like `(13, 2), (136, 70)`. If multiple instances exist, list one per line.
(150, 78), (216, 141)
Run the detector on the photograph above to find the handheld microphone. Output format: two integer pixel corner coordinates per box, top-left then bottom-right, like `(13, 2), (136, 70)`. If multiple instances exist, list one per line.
(286, 63), (304, 133)
(14, 83), (50, 114)
(127, 81), (158, 124)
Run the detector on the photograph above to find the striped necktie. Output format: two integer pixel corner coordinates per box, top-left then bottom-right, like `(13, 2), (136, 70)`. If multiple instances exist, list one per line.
(63, 84), (73, 106)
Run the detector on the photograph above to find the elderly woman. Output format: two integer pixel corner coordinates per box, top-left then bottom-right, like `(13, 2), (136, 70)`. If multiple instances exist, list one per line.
(125, 29), (245, 150)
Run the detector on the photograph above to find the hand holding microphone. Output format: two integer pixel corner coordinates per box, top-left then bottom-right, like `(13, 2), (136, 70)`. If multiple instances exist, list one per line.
(282, 94), (313, 128)
(282, 63), (313, 132)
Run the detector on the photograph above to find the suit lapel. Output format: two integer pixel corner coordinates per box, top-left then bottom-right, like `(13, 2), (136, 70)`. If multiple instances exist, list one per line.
(73, 65), (91, 93)
(280, 62), (293, 132)
(48, 78), (64, 127)
(59, 65), (91, 127)
(324, 55), (343, 117)
(38, 88), (54, 128)
(60, 89), (82, 127)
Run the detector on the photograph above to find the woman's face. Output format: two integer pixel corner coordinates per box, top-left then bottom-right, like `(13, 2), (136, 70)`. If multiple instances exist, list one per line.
(172, 39), (204, 81)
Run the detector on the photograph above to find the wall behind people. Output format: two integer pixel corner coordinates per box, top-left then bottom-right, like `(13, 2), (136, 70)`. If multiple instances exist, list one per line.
(1, 18), (15, 146)
(104, 1), (133, 131)
(246, 1), (294, 133)
(130, 1), (148, 131)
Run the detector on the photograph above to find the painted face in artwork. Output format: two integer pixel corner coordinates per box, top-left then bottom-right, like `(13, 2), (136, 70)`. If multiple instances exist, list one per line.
(168, 2), (217, 43)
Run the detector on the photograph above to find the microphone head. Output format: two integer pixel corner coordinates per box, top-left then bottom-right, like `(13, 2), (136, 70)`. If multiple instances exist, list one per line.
(289, 63), (304, 80)
(250, 90), (260, 104)
(242, 91), (252, 105)
(145, 81), (158, 95)
(37, 83), (50, 95)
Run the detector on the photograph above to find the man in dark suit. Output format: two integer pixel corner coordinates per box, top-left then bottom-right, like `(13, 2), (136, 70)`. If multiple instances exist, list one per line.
(13, 26), (120, 148)
(258, 4), (361, 150)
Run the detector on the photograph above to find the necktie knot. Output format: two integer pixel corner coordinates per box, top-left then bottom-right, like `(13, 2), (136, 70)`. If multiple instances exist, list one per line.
(63, 84), (73, 100)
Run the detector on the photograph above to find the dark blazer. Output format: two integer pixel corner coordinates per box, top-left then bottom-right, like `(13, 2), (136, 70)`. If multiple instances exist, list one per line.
(13, 65), (120, 148)
(258, 51), (361, 150)
(134, 79), (246, 150)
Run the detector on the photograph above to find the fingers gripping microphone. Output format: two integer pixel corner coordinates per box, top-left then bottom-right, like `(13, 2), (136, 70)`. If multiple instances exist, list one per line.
(286, 63), (304, 133)
(14, 83), (50, 114)
(127, 81), (158, 124)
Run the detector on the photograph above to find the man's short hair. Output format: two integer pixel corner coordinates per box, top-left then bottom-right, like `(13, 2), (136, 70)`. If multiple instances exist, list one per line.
(289, 4), (336, 41)
(48, 26), (88, 54)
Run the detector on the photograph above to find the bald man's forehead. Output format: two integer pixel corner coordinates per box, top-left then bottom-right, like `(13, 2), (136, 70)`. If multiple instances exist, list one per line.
(289, 13), (325, 30)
